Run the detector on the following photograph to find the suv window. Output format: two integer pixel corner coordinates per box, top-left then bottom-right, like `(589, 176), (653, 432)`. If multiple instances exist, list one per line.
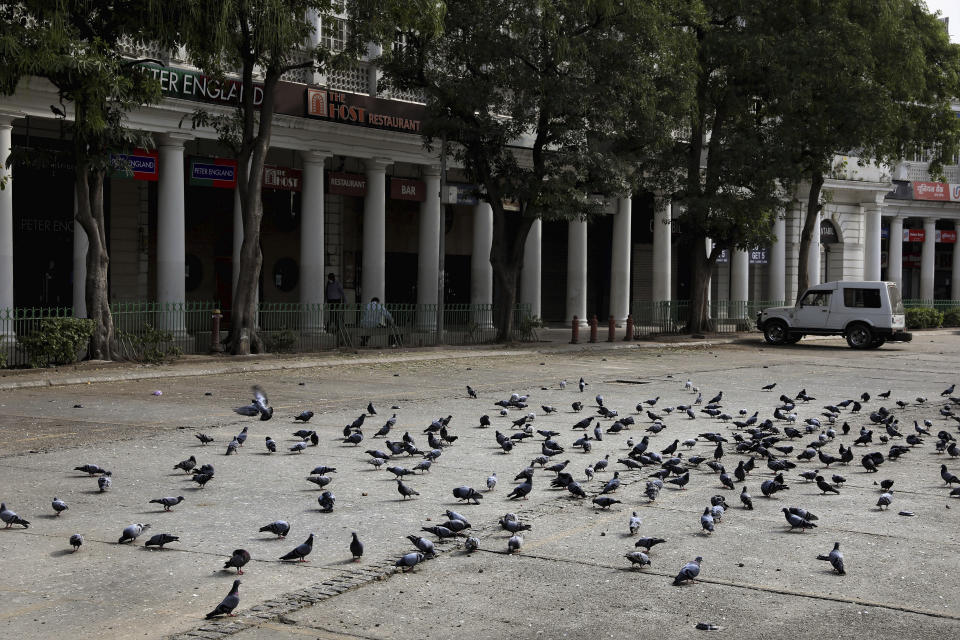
(843, 287), (882, 308)
(799, 290), (832, 307)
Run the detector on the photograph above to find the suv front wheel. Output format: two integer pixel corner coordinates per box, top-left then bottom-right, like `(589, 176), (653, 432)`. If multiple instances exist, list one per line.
(846, 323), (874, 349)
(763, 320), (789, 345)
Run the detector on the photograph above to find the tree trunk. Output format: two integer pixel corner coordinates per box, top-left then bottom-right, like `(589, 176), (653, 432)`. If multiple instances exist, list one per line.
(489, 204), (533, 342)
(685, 232), (714, 334)
(795, 171), (824, 302)
(74, 164), (113, 360)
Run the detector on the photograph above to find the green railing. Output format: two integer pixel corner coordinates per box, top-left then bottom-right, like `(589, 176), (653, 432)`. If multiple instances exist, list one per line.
(632, 300), (785, 337)
(903, 299), (960, 311)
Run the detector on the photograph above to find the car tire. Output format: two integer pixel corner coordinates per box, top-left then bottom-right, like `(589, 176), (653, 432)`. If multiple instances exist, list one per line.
(784, 335), (802, 344)
(846, 323), (874, 349)
(868, 336), (886, 349)
(763, 320), (789, 345)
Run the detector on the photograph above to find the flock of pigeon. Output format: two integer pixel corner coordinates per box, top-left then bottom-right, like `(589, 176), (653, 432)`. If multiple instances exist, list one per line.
(3, 377), (960, 622)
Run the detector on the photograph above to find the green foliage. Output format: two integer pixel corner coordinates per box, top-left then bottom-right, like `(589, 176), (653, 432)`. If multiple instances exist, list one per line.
(905, 307), (943, 329)
(20, 318), (95, 368)
(264, 329), (298, 353)
(115, 324), (182, 363)
(941, 308), (960, 328)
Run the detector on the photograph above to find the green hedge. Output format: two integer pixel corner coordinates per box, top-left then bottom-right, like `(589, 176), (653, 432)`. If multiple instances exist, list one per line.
(905, 307), (943, 330)
(20, 317), (94, 368)
(942, 308), (960, 328)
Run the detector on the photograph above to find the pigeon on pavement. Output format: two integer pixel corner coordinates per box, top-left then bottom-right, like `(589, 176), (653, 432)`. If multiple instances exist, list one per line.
(259, 521), (290, 538)
(1, 503), (30, 529)
(144, 533), (180, 550)
(817, 542), (845, 575)
(206, 579), (241, 619)
(149, 496), (185, 511)
(52, 497), (68, 516)
(69, 533), (83, 552)
(117, 523), (150, 543)
(224, 549), (251, 574)
(279, 534), (314, 562)
(672, 557), (702, 585)
(350, 532), (364, 561)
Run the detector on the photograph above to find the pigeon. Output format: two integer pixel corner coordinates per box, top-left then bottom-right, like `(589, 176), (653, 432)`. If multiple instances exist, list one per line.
(279, 534), (314, 562)
(117, 523), (150, 543)
(294, 410), (314, 422)
(666, 472), (690, 490)
(816, 476), (840, 495)
(367, 402), (377, 415)
(508, 534), (524, 553)
(700, 507), (715, 534)
(452, 486), (483, 504)
(601, 471), (621, 494)
(579, 377), (587, 392)
(487, 472), (498, 491)
(943, 384), (956, 397)
(407, 535), (436, 557)
(52, 497), (68, 516)
(97, 475), (112, 492)
(150, 496), (185, 511)
(508, 478), (533, 500)
(740, 486), (753, 510)
(145, 533), (180, 550)
(74, 464), (108, 476)
(396, 551), (425, 571)
(941, 465), (960, 485)
(876, 492), (893, 510)
(235, 385), (272, 420)
(396, 479), (420, 500)
(69, 533), (83, 552)
(350, 532), (364, 561)
(195, 433), (214, 445)
(592, 496), (621, 509)
(263, 436), (277, 453)
(782, 508), (817, 531)
(762, 382), (777, 391)
(259, 520), (290, 538)
(224, 549), (251, 574)
(625, 551), (651, 569)
(173, 456), (197, 473)
(672, 557), (702, 585)
(235, 426), (249, 447)
(289, 442), (307, 453)
(629, 511), (642, 535)
(343, 430), (364, 446)
(465, 536), (480, 552)
(206, 579), (241, 619)
(307, 475), (333, 489)
(817, 542), (845, 575)
(191, 472), (213, 488)
(0, 503), (30, 529)
(572, 401), (583, 412)
(317, 491), (335, 512)
(467, 385), (477, 398)
(226, 439), (240, 456)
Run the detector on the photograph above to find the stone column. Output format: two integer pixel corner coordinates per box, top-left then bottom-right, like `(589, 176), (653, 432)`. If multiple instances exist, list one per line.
(888, 216), (904, 290)
(862, 200), (883, 281)
(73, 192), (87, 317)
(953, 221), (960, 301)
(652, 197), (672, 302)
(417, 166), (441, 329)
(471, 202), (493, 326)
(731, 249), (749, 318)
(300, 150), (329, 331)
(157, 133), (191, 333)
(361, 158), (390, 303)
(609, 197), (631, 325)
(808, 210), (821, 287)
(769, 214), (786, 302)
(921, 217), (936, 301)
(0, 115), (15, 339)
(566, 218), (588, 327)
(520, 217), (541, 320)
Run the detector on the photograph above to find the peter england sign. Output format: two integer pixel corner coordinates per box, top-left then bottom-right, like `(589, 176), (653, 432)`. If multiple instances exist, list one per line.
(306, 88), (423, 134)
(142, 64), (264, 106)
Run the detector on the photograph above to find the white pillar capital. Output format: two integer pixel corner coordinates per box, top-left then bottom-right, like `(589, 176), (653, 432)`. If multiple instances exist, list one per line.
(365, 158), (392, 172)
(301, 149), (331, 165)
(156, 132), (192, 150)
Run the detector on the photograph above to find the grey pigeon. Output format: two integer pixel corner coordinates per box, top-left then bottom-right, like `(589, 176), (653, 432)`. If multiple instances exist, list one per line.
(0, 503), (30, 529)
(98, 475), (112, 492)
(740, 486), (753, 510)
(817, 542), (845, 575)
(149, 496), (184, 511)
(465, 536), (480, 552)
(226, 439), (239, 455)
(629, 511), (642, 535)
(224, 549), (250, 574)
(500, 516), (531, 533)
(396, 551), (425, 571)
(507, 478), (533, 500)
(289, 442), (307, 453)
(191, 473), (213, 488)
(74, 464), (108, 476)
(600, 471), (621, 494)
(173, 456), (197, 473)
(144, 533), (180, 550)
(350, 532), (364, 561)
(396, 479), (420, 500)
(206, 579), (241, 619)
(317, 491), (335, 512)
(407, 535), (436, 557)
(295, 410), (314, 422)
(52, 497), (68, 516)
(195, 433), (214, 445)
(877, 492), (893, 510)
(259, 520), (290, 538)
(235, 426), (248, 446)
(592, 496), (621, 509)
(508, 533), (523, 553)
(625, 551), (651, 569)
(118, 523), (150, 543)
(635, 536), (665, 551)
(672, 556), (702, 585)
(487, 473), (498, 491)
(452, 486), (483, 504)
(306, 476), (333, 489)
(265, 437), (277, 452)
(279, 533), (314, 562)
(782, 508), (817, 531)
(69, 533), (83, 552)
(700, 507), (715, 534)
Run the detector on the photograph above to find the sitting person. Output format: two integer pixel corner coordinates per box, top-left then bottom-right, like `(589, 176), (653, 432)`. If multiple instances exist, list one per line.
(360, 297), (394, 346)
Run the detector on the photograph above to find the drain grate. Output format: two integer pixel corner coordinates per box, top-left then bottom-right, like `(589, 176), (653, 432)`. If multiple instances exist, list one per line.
(607, 379), (652, 385)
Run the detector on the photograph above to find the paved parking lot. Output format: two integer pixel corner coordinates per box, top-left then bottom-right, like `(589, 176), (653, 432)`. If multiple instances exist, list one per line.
(1, 333), (959, 639)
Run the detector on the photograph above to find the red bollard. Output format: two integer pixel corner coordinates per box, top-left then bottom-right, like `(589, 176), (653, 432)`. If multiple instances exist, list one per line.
(570, 315), (580, 344)
(607, 315), (615, 342)
(589, 315), (598, 343)
(624, 314), (634, 341)
(210, 309), (224, 353)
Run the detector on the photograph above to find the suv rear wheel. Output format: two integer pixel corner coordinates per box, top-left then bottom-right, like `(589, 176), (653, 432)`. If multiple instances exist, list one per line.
(846, 323), (874, 349)
(763, 320), (788, 345)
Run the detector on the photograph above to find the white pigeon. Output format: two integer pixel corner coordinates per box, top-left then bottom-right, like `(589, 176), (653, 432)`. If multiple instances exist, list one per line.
(486, 473), (498, 491)
(684, 379), (692, 391)
(508, 534), (523, 553)
(560, 380), (567, 390)
(629, 511), (642, 535)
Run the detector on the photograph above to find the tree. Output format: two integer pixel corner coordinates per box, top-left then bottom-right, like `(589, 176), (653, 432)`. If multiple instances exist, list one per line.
(646, 0), (796, 333)
(375, 0), (692, 341)
(766, 0), (960, 300)
(174, 0), (442, 355)
(0, 1), (164, 359)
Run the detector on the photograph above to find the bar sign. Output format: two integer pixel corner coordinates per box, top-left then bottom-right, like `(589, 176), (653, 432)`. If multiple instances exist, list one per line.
(190, 157), (237, 188)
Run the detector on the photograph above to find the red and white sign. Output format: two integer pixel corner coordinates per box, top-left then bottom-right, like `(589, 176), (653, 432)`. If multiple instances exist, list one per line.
(900, 229), (957, 243)
(263, 166), (302, 191)
(912, 181), (960, 202)
(390, 177), (425, 201)
(327, 172), (366, 197)
(937, 230), (957, 244)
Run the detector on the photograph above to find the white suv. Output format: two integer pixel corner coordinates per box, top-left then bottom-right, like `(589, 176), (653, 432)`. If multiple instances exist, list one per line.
(757, 281), (912, 349)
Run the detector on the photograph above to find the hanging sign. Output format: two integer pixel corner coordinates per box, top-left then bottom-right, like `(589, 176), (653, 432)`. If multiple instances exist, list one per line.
(389, 177), (426, 201)
(749, 248), (768, 264)
(110, 149), (159, 181)
(715, 248), (729, 264)
(189, 157), (237, 188)
(328, 172), (366, 197)
(263, 165), (302, 191)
